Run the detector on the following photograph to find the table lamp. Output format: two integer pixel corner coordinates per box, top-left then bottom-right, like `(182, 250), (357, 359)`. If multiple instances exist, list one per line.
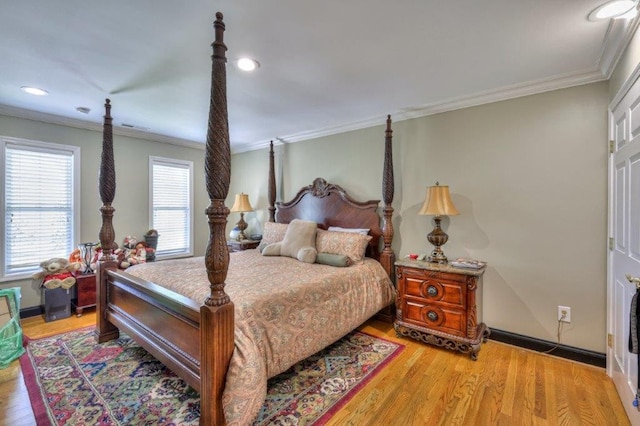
(418, 182), (459, 264)
(230, 193), (254, 241)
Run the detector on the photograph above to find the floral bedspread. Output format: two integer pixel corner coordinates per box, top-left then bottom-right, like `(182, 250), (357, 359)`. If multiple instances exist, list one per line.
(126, 249), (395, 425)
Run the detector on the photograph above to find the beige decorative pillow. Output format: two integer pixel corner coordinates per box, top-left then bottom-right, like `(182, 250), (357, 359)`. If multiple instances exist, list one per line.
(261, 243), (282, 256)
(280, 219), (318, 263)
(257, 222), (289, 253)
(316, 229), (372, 263)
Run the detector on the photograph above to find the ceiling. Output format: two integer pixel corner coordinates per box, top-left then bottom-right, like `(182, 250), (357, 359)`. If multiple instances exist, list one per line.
(0, 1), (637, 153)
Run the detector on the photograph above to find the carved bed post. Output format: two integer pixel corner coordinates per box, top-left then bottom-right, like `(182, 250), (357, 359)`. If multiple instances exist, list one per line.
(200, 12), (235, 426)
(380, 115), (395, 279)
(95, 99), (119, 343)
(268, 141), (276, 222)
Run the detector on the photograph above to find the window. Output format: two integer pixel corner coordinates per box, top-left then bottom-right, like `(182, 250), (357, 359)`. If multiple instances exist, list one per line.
(1, 137), (80, 281)
(149, 157), (193, 259)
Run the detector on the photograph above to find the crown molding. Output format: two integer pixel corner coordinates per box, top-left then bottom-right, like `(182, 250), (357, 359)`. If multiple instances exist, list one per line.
(0, 105), (206, 151)
(265, 69), (606, 150)
(598, 13), (640, 79)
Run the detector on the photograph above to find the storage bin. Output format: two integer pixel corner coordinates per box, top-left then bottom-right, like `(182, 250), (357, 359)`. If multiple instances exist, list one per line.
(42, 287), (71, 322)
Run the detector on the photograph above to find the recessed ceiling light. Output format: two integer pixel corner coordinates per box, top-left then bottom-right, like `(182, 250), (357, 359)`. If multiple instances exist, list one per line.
(20, 86), (48, 96)
(588, 0), (636, 21)
(236, 57), (260, 72)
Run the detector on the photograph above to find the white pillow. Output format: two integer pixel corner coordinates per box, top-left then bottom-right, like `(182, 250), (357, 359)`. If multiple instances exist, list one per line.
(327, 226), (370, 235)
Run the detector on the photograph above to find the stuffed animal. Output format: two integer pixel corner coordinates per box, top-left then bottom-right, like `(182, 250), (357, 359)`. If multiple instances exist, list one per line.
(135, 242), (151, 263)
(123, 236), (138, 250)
(114, 248), (131, 269)
(32, 257), (81, 289)
(68, 248), (82, 265)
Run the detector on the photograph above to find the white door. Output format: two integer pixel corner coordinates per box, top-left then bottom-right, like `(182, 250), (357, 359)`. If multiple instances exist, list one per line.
(609, 75), (640, 425)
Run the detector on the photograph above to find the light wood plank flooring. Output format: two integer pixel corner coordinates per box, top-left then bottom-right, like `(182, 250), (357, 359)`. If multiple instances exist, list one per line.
(0, 312), (629, 425)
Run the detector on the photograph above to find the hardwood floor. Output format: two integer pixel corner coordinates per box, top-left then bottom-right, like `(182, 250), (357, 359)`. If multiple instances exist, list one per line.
(0, 312), (629, 426)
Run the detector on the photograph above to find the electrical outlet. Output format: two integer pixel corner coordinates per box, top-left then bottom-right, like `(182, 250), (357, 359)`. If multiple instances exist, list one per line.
(558, 305), (571, 323)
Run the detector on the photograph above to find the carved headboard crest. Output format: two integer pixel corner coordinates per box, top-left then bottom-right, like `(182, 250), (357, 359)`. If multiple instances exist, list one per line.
(310, 178), (342, 198)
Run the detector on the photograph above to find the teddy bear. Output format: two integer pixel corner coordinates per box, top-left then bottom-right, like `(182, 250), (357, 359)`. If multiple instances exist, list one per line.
(32, 257), (81, 289)
(115, 248), (133, 269)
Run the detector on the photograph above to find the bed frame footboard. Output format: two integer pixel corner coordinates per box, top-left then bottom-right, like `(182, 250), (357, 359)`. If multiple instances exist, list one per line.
(96, 264), (202, 386)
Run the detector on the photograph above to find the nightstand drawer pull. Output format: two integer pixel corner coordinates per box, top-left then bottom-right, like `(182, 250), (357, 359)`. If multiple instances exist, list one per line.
(427, 311), (439, 322)
(427, 285), (438, 297)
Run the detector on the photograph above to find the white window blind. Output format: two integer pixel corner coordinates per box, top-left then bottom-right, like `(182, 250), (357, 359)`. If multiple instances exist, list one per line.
(2, 138), (79, 280)
(150, 157), (193, 258)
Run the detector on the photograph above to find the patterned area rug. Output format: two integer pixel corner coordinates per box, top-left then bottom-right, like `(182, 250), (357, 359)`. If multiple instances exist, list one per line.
(21, 327), (403, 425)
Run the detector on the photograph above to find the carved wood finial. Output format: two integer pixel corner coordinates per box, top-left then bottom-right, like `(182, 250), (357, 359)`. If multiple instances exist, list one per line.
(268, 141), (276, 222)
(200, 15), (236, 425)
(98, 98), (116, 259)
(381, 115), (395, 279)
(213, 12), (227, 62)
(383, 115), (394, 205)
(204, 12), (231, 307)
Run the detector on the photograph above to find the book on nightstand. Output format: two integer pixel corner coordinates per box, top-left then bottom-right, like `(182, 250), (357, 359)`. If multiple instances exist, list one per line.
(450, 257), (486, 269)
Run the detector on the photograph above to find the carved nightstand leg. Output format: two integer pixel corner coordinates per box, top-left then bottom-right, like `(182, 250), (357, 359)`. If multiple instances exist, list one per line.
(482, 326), (491, 343)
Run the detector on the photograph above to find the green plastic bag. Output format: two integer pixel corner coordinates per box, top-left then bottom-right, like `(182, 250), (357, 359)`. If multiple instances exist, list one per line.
(0, 287), (25, 369)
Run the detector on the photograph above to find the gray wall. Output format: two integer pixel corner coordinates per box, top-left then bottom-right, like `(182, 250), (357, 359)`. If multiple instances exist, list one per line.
(232, 82), (609, 352)
(0, 116), (212, 309)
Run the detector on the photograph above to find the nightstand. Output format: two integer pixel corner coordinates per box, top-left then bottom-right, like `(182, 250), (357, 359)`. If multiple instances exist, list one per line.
(74, 273), (96, 317)
(394, 259), (489, 360)
(227, 239), (260, 252)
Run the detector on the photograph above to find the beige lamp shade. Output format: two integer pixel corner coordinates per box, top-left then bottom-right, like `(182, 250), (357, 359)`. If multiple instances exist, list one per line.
(419, 183), (459, 217)
(230, 193), (254, 213)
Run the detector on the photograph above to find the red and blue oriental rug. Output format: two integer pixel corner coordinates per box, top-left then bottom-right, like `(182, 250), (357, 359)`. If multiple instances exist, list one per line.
(21, 327), (403, 425)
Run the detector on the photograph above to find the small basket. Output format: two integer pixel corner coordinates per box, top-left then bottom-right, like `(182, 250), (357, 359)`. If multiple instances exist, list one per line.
(0, 287), (25, 369)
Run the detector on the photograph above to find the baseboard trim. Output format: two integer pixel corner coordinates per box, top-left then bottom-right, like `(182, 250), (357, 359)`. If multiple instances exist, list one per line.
(489, 328), (606, 368)
(20, 306), (43, 319)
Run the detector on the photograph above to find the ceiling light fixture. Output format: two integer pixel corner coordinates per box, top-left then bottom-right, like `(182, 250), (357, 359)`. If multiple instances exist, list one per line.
(588, 0), (637, 21)
(20, 86), (48, 96)
(236, 57), (260, 72)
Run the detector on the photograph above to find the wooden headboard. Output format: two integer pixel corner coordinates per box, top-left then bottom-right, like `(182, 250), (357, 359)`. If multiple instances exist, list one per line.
(276, 178), (383, 260)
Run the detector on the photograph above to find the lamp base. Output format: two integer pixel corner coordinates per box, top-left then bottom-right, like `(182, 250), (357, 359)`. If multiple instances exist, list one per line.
(235, 212), (248, 241)
(427, 216), (449, 264)
(428, 248), (448, 264)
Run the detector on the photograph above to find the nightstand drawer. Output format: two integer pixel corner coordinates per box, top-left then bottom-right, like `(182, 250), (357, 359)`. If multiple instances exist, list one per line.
(400, 267), (467, 283)
(402, 299), (466, 337)
(404, 276), (465, 307)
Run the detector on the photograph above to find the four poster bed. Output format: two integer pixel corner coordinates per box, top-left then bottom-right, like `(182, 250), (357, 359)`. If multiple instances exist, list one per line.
(94, 13), (396, 426)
